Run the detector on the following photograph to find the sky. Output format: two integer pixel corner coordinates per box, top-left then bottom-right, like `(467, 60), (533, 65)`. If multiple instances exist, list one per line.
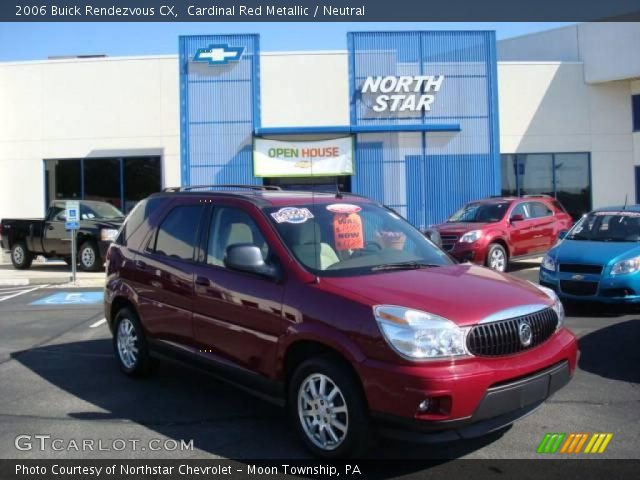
(0, 22), (575, 61)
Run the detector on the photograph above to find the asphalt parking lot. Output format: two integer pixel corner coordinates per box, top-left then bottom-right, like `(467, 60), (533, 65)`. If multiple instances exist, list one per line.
(0, 265), (638, 460)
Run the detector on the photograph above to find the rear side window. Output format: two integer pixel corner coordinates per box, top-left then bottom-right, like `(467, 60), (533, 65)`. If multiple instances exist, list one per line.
(552, 200), (568, 214)
(529, 202), (553, 218)
(119, 197), (163, 245)
(511, 203), (530, 219)
(153, 205), (203, 261)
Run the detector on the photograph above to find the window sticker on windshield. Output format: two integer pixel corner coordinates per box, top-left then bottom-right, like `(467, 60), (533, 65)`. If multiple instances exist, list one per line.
(332, 213), (364, 251)
(326, 203), (362, 214)
(594, 211), (640, 217)
(270, 207), (314, 224)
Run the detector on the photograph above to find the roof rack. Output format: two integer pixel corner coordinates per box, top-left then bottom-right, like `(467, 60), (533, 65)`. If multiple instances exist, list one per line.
(521, 194), (553, 198)
(163, 184), (282, 193)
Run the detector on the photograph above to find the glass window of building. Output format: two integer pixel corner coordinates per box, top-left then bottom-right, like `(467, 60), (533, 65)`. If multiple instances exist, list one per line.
(43, 156), (162, 214)
(633, 95), (640, 132)
(500, 153), (591, 220)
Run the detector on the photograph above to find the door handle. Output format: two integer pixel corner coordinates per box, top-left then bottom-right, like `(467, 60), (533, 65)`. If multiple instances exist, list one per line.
(195, 276), (210, 287)
(135, 260), (147, 269)
(47, 225), (54, 230)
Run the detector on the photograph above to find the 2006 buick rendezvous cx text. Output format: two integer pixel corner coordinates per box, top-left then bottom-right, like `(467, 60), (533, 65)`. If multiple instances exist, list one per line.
(105, 187), (578, 458)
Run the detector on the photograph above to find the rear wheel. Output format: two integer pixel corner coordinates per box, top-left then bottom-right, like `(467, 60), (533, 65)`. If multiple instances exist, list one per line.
(289, 356), (371, 458)
(113, 307), (152, 376)
(486, 243), (508, 272)
(10, 242), (33, 270)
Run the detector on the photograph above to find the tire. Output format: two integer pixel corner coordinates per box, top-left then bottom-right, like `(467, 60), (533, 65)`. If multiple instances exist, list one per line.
(10, 242), (33, 270)
(486, 243), (508, 272)
(112, 307), (152, 377)
(288, 355), (371, 458)
(78, 241), (101, 272)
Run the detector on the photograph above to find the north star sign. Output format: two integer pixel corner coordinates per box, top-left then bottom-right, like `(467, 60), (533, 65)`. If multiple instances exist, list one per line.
(193, 44), (244, 65)
(360, 75), (445, 112)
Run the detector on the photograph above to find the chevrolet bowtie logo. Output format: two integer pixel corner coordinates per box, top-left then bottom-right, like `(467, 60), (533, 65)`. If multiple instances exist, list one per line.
(193, 44), (245, 65)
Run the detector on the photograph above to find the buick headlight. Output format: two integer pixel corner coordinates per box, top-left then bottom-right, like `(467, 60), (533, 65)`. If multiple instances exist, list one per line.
(100, 228), (119, 242)
(459, 230), (481, 243)
(611, 256), (640, 276)
(373, 305), (469, 360)
(537, 285), (565, 329)
(541, 254), (556, 271)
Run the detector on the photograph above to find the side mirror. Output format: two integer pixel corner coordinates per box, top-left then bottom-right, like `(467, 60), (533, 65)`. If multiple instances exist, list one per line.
(558, 230), (568, 240)
(510, 214), (525, 223)
(224, 244), (278, 279)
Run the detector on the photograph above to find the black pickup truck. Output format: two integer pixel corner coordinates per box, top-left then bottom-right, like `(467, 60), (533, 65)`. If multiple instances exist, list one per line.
(1, 200), (124, 271)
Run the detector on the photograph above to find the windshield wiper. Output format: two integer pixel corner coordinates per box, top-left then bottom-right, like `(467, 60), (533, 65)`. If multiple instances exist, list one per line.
(371, 262), (440, 272)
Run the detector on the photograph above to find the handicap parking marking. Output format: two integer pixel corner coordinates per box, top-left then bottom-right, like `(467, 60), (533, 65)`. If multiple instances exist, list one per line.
(30, 291), (104, 306)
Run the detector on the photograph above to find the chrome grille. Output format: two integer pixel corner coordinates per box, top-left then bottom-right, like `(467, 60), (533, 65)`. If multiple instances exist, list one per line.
(467, 307), (558, 356)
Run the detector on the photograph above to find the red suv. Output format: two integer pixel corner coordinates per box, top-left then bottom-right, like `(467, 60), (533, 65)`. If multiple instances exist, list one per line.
(431, 196), (573, 272)
(105, 186), (577, 457)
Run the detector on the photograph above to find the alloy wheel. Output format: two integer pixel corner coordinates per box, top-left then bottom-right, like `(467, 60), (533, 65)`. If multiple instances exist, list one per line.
(81, 247), (95, 269)
(116, 318), (139, 369)
(13, 246), (24, 265)
(297, 373), (349, 451)
(490, 248), (506, 271)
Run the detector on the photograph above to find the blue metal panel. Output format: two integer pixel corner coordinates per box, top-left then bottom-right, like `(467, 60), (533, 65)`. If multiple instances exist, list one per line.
(179, 34), (260, 186)
(254, 124), (460, 136)
(348, 31), (500, 226)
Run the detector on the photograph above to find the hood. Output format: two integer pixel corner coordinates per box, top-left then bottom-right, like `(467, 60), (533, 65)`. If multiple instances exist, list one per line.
(432, 222), (491, 235)
(319, 264), (552, 327)
(551, 239), (640, 265)
(84, 219), (124, 229)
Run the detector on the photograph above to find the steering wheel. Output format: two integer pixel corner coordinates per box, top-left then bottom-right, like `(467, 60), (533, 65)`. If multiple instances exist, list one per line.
(350, 241), (382, 258)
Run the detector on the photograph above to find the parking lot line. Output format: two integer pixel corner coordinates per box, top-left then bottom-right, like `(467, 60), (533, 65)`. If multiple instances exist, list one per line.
(0, 285), (47, 303)
(90, 318), (107, 328)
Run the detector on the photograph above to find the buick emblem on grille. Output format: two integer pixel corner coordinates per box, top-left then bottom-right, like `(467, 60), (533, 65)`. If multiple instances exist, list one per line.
(572, 274), (585, 280)
(519, 320), (533, 347)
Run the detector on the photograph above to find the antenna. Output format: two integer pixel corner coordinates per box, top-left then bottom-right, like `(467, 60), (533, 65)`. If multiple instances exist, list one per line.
(624, 194), (628, 210)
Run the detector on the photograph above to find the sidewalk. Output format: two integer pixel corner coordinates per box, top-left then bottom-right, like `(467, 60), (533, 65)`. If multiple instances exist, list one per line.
(0, 259), (105, 287)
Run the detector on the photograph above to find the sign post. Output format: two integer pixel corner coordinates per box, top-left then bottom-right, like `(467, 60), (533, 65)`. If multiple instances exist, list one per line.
(64, 201), (80, 284)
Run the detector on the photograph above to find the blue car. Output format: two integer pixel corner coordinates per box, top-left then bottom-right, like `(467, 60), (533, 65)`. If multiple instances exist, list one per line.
(539, 206), (640, 303)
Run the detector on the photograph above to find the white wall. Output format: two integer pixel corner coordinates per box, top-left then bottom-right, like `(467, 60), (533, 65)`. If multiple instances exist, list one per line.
(498, 25), (580, 62)
(498, 61), (635, 208)
(0, 56), (180, 220)
(260, 51), (349, 127)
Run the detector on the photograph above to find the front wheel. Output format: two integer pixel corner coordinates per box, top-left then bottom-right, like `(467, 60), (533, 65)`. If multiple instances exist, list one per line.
(289, 356), (371, 458)
(78, 241), (101, 272)
(10, 242), (33, 270)
(486, 243), (508, 272)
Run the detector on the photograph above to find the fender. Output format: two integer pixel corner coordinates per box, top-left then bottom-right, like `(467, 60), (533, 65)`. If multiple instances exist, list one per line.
(275, 321), (368, 381)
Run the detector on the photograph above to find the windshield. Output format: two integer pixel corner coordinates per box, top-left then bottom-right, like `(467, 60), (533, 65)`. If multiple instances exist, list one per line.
(567, 211), (640, 242)
(447, 202), (509, 223)
(80, 202), (124, 220)
(265, 202), (453, 277)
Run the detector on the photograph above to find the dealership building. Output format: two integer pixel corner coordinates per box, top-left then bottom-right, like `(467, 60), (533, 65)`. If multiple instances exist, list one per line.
(1, 23), (639, 227)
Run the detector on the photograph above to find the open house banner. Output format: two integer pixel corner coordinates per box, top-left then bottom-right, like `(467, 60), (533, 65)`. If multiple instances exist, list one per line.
(253, 137), (354, 177)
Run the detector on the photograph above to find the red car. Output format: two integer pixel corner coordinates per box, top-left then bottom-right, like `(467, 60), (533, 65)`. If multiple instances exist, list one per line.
(105, 186), (577, 457)
(432, 196), (573, 272)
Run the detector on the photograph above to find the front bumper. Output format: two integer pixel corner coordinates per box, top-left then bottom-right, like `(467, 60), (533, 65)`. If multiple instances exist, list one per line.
(358, 328), (577, 442)
(375, 361), (571, 442)
(540, 266), (640, 303)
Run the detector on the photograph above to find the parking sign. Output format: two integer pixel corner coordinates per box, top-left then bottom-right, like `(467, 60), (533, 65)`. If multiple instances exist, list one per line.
(65, 200), (80, 230)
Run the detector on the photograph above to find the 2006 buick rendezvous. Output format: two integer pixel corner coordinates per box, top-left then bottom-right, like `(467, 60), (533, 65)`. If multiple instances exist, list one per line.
(105, 185), (578, 457)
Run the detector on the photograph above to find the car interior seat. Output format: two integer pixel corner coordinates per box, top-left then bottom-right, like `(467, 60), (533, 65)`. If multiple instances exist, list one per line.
(291, 221), (339, 270)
